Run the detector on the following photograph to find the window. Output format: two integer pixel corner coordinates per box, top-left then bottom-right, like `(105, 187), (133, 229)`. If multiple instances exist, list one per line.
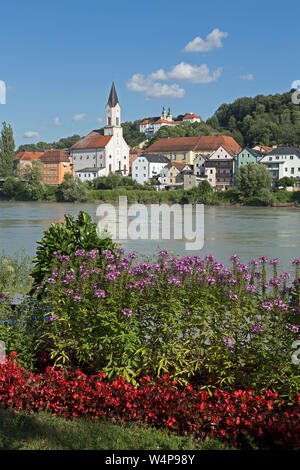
(291, 168), (295, 174)
(290, 156), (294, 160)
(116, 117), (119, 125)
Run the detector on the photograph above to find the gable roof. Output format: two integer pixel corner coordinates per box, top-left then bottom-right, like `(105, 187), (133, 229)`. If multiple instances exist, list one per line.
(138, 153), (170, 163)
(70, 130), (112, 150)
(183, 113), (200, 120)
(40, 150), (70, 163)
(167, 162), (191, 170)
(241, 147), (262, 159)
(146, 135), (241, 154)
(14, 151), (44, 162)
(266, 145), (300, 158)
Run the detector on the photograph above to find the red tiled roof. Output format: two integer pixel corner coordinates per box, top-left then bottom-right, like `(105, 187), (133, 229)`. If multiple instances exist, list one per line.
(40, 150), (70, 163)
(14, 151), (44, 162)
(167, 162), (191, 170)
(154, 119), (176, 124)
(70, 130), (112, 150)
(141, 119), (149, 125)
(183, 113), (200, 120)
(146, 136), (241, 154)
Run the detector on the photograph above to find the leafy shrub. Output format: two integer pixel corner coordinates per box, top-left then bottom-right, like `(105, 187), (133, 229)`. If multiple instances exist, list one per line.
(0, 296), (49, 369)
(38, 251), (300, 398)
(31, 211), (115, 286)
(0, 355), (299, 449)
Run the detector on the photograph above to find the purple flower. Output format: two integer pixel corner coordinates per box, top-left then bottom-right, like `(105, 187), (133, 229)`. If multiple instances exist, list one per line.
(222, 336), (235, 349)
(206, 276), (216, 285)
(270, 278), (282, 286)
(73, 295), (82, 302)
(75, 249), (85, 257)
(279, 272), (290, 280)
(246, 284), (256, 293)
(128, 252), (137, 260)
(292, 258), (300, 265)
(122, 308), (132, 318)
(230, 254), (240, 262)
(49, 315), (58, 322)
(262, 301), (273, 311)
(158, 250), (169, 257)
(258, 256), (268, 263)
(287, 324), (299, 333)
(270, 258), (279, 265)
(47, 277), (56, 284)
(274, 299), (288, 310)
(251, 323), (264, 334)
(229, 292), (238, 301)
(95, 290), (105, 298)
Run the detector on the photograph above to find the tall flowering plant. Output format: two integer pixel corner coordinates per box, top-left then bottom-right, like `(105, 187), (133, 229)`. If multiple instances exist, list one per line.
(38, 250), (300, 397)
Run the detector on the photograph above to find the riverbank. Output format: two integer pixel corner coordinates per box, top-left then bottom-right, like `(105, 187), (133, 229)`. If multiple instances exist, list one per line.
(2, 186), (300, 206)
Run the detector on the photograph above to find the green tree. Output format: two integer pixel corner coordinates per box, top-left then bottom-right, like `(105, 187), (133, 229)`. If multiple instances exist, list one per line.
(237, 163), (272, 197)
(277, 176), (295, 188)
(0, 122), (15, 177)
(57, 174), (88, 202)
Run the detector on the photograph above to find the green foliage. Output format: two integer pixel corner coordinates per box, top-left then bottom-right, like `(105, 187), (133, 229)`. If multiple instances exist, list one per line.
(0, 296), (47, 369)
(121, 121), (146, 148)
(277, 176), (295, 188)
(0, 122), (15, 177)
(31, 211), (115, 286)
(212, 91), (300, 147)
(237, 163), (273, 198)
(16, 135), (81, 153)
(0, 252), (32, 294)
(56, 174), (89, 202)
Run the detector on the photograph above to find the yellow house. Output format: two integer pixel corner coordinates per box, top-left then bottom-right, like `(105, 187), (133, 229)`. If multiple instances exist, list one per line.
(146, 136), (241, 165)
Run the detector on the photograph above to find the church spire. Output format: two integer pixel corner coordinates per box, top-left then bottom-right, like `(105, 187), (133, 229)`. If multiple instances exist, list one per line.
(107, 82), (119, 107)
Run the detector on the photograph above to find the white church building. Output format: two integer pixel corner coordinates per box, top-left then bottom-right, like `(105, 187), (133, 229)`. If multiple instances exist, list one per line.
(70, 83), (129, 179)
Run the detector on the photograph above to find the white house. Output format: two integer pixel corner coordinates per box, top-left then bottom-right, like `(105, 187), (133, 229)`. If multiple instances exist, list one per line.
(75, 167), (106, 182)
(182, 113), (201, 124)
(70, 83), (129, 177)
(205, 145), (236, 190)
(132, 154), (170, 185)
(259, 145), (300, 182)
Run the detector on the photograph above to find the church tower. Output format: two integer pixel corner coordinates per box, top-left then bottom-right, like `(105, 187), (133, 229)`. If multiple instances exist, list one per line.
(104, 82), (122, 137)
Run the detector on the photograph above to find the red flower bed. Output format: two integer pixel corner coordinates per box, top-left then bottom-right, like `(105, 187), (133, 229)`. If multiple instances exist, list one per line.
(0, 353), (299, 449)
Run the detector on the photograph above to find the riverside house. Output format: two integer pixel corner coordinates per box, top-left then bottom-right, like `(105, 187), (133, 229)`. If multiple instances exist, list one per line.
(259, 145), (300, 186)
(205, 145), (236, 190)
(146, 135), (241, 166)
(234, 147), (262, 183)
(40, 150), (72, 185)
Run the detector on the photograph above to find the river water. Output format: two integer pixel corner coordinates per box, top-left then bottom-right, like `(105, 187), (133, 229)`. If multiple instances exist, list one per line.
(0, 201), (299, 273)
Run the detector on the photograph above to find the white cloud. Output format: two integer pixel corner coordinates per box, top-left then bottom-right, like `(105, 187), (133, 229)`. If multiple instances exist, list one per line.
(97, 117), (103, 124)
(238, 73), (254, 81)
(167, 62), (222, 83)
(23, 131), (40, 138)
(73, 113), (86, 121)
(54, 117), (61, 126)
(127, 74), (185, 99)
(127, 61), (222, 100)
(184, 29), (228, 52)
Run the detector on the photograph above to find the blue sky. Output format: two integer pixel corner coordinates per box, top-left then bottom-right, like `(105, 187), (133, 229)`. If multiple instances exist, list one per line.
(1, 0), (299, 147)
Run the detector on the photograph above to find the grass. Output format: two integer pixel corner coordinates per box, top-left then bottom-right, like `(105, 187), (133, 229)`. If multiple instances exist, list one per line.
(0, 409), (233, 450)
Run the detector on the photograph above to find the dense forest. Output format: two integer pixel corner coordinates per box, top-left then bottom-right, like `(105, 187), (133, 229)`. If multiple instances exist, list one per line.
(207, 90), (300, 147)
(16, 91), (300, 152)
(16, 135), (81, 153)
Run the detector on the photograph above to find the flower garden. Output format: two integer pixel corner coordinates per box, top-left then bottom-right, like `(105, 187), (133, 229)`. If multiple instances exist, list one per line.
(0, 213), (299, 450)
